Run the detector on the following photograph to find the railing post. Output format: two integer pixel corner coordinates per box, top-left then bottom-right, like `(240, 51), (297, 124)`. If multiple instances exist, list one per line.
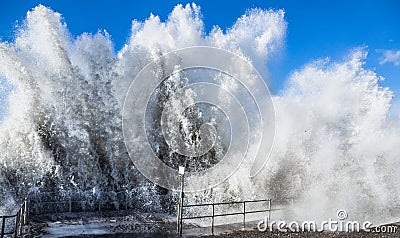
(268, 199), (271, 229)
(14, 213), (20, 238)
(178, 186), (184, 236)
(24, 198), (29, 234)
(18, 207), (24, 236)
(178, 166), (185, 237)
(176, 201), (180, 234)
(243, 201), (246, 229)
(211, 204), (215, 235)
(1, 216), (5, 238)
(125, 192), (128, 210)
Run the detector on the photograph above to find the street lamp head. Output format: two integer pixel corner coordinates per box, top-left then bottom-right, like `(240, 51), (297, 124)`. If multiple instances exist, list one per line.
(179, 166), (185, 175)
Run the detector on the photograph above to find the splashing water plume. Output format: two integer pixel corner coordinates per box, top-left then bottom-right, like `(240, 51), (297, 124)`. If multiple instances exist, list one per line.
(0, 3), (399, 228)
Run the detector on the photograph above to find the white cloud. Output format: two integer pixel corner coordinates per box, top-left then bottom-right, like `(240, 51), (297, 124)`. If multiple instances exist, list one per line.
(379, 49), (400, 66)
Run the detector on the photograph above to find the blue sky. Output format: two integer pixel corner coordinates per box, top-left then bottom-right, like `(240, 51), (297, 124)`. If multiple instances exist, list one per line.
(1, 0), (400, 112)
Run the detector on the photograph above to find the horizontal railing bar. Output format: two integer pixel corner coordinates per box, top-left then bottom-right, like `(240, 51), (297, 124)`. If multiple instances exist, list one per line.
(214, 212), (244, 217)
(0, 214), (18, 219)
(183, 211), (245, 220)
(244, 208), (282, 214)
(183, 199), (271, 208)
(182, 215), (213, 220)
(242, 199), (271, 203)
(183, 203), (213, 207)
(182, 212), (242, 219)
(3, 231), (15, 235)
(32, 200), (94, 204)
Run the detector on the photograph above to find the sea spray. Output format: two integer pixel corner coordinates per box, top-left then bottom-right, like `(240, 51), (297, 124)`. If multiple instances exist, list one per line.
(0, 4), (284, 215)
(0, 3), (399, 229)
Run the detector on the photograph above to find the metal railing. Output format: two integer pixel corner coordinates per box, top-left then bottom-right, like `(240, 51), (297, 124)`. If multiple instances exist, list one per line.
(29, 191), (136, 215)
(179, 199), (273, 235)
(30, 199), (103, 215)
(0, 198), (29, 238)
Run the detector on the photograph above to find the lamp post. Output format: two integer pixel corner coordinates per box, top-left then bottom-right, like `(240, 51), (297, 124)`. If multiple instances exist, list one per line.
(178, 166), (185, 236)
